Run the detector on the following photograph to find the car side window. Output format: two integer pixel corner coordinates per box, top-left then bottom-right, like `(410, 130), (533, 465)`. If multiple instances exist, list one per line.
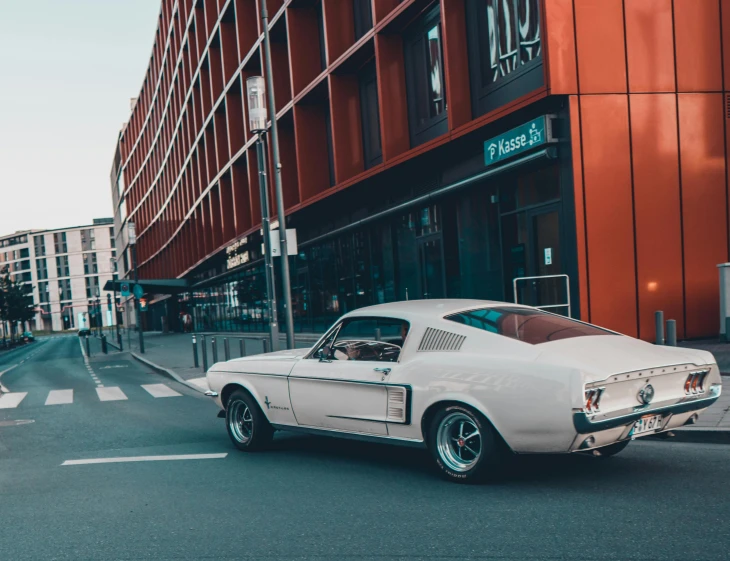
(315, 317), (410, 363)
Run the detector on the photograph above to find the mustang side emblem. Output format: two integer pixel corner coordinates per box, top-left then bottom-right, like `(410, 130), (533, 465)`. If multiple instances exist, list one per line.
(263, 396), (289, 411)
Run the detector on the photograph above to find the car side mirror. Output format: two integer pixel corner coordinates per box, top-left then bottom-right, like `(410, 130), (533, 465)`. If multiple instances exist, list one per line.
(317, 346), (332, 362)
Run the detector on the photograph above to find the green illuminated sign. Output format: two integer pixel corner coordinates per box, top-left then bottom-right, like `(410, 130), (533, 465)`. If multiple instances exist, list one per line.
(484, 116), (550, 167)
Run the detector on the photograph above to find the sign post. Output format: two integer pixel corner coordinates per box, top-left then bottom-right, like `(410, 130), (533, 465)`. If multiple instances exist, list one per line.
(128, 222), (144, 354)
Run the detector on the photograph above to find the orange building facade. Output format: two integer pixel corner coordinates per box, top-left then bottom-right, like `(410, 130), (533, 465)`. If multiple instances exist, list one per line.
(110, 0), (730, 340)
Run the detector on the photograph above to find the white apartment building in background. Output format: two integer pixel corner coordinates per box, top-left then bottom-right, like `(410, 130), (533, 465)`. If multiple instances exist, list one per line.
(0, 218), (119, 333)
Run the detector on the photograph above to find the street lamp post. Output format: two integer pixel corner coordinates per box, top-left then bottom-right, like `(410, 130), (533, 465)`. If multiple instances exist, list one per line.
(128, 222), (144, 354)
(246, 76), (279, 353)
(110, 257), (122, 349)
(259, 2), (295, 350)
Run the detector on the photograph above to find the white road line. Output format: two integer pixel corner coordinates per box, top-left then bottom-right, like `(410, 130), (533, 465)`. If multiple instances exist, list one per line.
(187, 377), (210, 391)
(0, 392), (28, 409)
(95, 386), (127, 401)
(45, 389), (74, 405)
(61, 453), (228, 466)
(141, 384), (182, 398)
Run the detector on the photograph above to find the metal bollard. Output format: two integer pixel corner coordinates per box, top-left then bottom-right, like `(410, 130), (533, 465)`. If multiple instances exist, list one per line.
(239, 338), (246, 357)
(374, 328), (382, 342)
(192, 334), (199, 368)
(654, 311), (665, 345)
(262, 338), (270, 354)
(666, 320), (677, 346)
(725, 317), (730, 344)
(224, 338), (230, 361)
(211, 337), (218, 363)
(201, 335), (208, 372)
(85, 336), (91, 358)
(101, 335), (108, 354)
(118, 332), (123, 351)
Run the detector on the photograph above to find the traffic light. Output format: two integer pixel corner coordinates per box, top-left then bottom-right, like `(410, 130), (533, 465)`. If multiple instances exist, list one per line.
(106, 293), (112, 311)
(139, 298), (148, 312)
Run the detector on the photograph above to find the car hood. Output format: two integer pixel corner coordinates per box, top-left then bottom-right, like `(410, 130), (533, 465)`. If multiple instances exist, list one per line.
(208, 347), (312, 376)
(535, 335), (715, 382)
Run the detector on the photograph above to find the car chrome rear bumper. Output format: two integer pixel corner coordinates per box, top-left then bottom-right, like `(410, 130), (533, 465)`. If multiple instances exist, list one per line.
(572, 385), (721, 434)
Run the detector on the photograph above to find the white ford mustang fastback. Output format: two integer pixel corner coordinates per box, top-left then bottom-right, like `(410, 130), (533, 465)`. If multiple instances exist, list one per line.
(205, 299), (722, 482)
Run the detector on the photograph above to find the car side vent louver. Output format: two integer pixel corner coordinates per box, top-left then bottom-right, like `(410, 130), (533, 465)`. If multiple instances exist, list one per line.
(386, 386), (407, 423)
(418, 327), (466, 352)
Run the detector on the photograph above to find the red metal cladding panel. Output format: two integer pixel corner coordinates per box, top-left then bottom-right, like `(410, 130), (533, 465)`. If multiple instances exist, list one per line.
(231, 157), (251, 235)
(293, 103), (330, 201)
(235, 0), (258, 61)
(323, 0), (356, 64)
(630, 94), (684, 340)
(247, 145), (262, 226)
(287, 6), (324, 96)
(624, 0), (675, 93)
(277, 122), (300, 211)
(542, 0), (578, 94)
(580, 95), (638, 336)
(723, 0), (730, 90)
(220, 173), (236, 242)
(329, 73), (365, 184)
(574, 0), (627, 94)
(568, 96), (589, 322)
(373, 0), (401, 24)
(375, 33), (409, 161)
(674, 0), (723, 92)
(440, 0), (471, 129)
(678, 93), (727, 338)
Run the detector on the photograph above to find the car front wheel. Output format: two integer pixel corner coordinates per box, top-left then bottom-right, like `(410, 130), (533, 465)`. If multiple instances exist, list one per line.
(427, 404), (505, 483)
(225, 390), (273, 451)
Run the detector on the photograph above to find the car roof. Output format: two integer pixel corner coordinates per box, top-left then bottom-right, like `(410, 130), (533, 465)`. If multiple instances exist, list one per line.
(344, 299), (529, 321)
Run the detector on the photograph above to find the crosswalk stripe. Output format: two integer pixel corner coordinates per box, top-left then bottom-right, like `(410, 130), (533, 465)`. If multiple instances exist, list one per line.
(0, 392), (28, 409)
(45, 389), (74, 405)
(96, 386), (128, 401)
(141, 384), (182, 398)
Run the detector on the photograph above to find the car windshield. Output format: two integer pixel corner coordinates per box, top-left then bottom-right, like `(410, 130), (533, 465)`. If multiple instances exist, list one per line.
(445, 306), (615, 345)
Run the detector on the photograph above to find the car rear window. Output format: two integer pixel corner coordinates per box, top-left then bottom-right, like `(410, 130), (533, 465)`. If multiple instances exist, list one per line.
(445, 307), (614, 345)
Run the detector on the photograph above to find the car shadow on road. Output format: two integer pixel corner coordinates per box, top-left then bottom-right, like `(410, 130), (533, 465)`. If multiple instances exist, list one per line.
(264, 432), (655, 484)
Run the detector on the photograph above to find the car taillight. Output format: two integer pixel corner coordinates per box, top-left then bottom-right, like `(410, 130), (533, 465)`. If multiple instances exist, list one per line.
(684, 371), (708, 395)
(584, 387), (604, 414)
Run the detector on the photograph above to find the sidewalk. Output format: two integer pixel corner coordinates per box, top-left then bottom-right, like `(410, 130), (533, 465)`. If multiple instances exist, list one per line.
(124, 329), (320, 383)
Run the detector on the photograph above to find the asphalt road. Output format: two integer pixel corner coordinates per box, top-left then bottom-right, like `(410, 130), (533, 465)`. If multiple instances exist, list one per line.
(0, 336), (729, 561)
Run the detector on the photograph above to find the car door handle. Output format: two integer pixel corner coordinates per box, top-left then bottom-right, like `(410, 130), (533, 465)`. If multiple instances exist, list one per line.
(373, 367), (391, 375)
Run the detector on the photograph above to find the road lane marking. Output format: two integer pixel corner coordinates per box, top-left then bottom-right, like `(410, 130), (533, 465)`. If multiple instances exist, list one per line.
(95, 386), (127, 401)
(0, 392), (28, 409)
(45, 389), (73, 405)
(141, 384), (182, 398)
(61, 453), (228, 466)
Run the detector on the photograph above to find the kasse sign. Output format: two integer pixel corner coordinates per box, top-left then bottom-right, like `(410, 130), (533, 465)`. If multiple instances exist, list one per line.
(483, 116), (554, 167)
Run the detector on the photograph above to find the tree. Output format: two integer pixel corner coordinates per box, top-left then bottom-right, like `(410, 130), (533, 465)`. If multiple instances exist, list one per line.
(0, 268), (35, 341)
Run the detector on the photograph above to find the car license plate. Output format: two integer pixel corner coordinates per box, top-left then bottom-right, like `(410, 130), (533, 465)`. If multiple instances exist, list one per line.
(632, 414), (663, 436)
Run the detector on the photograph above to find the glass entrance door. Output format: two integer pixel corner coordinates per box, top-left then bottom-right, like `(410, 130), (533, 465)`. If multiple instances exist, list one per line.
(418, 235), (446, 299)
(502, 203), (564, 309)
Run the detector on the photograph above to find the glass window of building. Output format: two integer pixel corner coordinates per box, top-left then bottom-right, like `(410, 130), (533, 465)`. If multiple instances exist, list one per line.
(58, 279), (72, 301)
(33, 235), (46, 257)
(38, 281), (50, 303)
(353, 0), (373, 40)
(403, 5), (447, 147)
(109, 227), (116, 248)
(81, 229), (96, 251)
(56, 255), (70, 278)
(465, 0), (543, 116)
(85, 276), (100, 299)
(54, 232), (67, 254)
(36, 258), (48, 280)
(358, 60), (382, 169)
(83, 253), (98, 275)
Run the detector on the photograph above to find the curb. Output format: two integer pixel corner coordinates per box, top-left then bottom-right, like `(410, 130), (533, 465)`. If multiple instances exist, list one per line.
(653, 428), (730, 445)
(129, 352), (207, 395)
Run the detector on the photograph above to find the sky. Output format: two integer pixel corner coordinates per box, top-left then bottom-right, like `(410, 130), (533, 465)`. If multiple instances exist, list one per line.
(0, 0), (162, 238)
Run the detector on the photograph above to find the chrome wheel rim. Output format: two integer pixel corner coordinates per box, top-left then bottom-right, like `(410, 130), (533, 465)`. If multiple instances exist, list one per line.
(436, 412), (482, 473)
(228, 400), (253, 444)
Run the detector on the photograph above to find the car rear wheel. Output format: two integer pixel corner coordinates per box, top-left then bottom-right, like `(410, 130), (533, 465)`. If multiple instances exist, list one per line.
(427, 404), (505, 483)
(225, 390), (273, 451)
(596, 439), (630, 458)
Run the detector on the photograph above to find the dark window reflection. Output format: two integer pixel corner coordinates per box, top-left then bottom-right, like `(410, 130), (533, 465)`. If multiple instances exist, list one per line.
(446, 307), (613, 344)
(484, 0), (541, 86)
